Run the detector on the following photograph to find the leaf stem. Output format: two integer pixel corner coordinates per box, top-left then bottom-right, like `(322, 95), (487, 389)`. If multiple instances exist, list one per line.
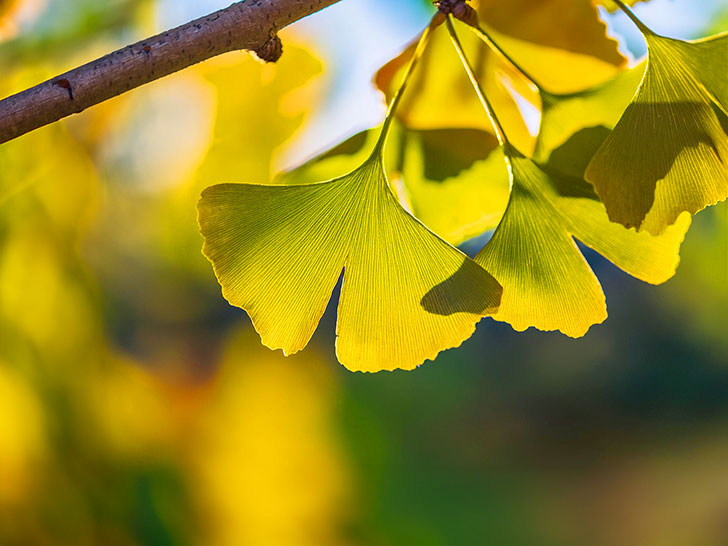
(469, 24), (542, 93)
(446, 17), (509, 148)
(611, 0), (655, 36)
(374, 20), (434, 155)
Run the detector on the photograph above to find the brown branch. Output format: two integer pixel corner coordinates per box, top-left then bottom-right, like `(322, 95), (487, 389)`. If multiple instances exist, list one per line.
(0, 0), (342, 145)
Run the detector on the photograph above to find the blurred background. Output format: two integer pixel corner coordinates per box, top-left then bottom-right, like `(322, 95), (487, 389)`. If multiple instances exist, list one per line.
(1, 0), (727, 544)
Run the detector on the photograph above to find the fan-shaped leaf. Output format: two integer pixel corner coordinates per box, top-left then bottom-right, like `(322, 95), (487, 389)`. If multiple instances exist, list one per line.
(475, 147), (690, 336)
(199, 152), (502, 372)
(586, 31), (728, 234)
(439, 17), (692, 337)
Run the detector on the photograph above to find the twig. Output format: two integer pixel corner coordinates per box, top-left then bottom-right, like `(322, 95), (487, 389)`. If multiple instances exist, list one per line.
(0, 0), (341, 145)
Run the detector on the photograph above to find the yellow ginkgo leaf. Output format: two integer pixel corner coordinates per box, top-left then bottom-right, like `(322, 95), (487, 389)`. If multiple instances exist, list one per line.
(475, 0), (627, 68)
(198, 152), (501, 372)
(476, 147), (689, 337)
(200, 24), (494, 372)
(376, 8), (636, 162)
(585, 4), (728, 235)
(445, 17), (689, 338)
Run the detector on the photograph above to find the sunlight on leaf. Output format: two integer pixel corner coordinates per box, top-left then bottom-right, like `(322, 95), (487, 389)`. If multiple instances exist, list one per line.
(586, 28), (728, 235)
(198, 135), (502, 372)
(445, 17), (689, 338)
(195, 23), (507, 368)
(476, 147), (690, 337)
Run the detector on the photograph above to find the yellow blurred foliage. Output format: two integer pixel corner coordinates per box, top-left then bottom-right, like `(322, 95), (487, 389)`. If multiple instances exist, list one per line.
(0, 362), (46, 505)
(189, 329), (352, 546)
(0, 34), (354, 545)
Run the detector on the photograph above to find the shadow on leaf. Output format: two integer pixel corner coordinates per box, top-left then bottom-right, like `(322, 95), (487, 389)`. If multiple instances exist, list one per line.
(417, 128), (499, 182)
(587, 101), (728, 231)
(546, 125), (612, 178)
(421, 260), (502, 316)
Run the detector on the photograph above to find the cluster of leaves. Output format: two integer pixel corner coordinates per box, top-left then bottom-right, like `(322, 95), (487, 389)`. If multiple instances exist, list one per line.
(3, 3), (728, 544)
(198, 0), (728, 373)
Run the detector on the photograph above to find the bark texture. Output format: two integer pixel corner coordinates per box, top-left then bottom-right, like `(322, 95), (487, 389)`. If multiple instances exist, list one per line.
(0, 0), (341, 144)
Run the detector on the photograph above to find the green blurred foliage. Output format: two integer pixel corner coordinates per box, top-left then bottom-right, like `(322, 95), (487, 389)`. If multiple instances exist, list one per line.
(1, 1), (728, 545)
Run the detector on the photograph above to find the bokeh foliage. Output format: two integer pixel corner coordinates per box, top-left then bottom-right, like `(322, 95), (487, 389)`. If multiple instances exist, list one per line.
(1, 0), (728, 545)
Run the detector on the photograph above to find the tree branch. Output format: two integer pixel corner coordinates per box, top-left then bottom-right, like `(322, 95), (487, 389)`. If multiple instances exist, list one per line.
(0, 0), (341, 145)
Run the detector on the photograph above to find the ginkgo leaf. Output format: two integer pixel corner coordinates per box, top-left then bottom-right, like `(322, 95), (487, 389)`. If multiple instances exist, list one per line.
(586, 21), (728, 235)
(198, 151), (502, 373)
(475, 0), (627, 67)
(198, 23), (498, 372)
(444, 17), (690, 338)
(475, 147), (690, 337)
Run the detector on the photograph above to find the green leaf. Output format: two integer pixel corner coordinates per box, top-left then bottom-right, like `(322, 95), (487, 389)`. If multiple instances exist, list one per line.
(198, 150), (502, 372)
(476, 146), (690, 337)
(586, 31), (728, 234)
